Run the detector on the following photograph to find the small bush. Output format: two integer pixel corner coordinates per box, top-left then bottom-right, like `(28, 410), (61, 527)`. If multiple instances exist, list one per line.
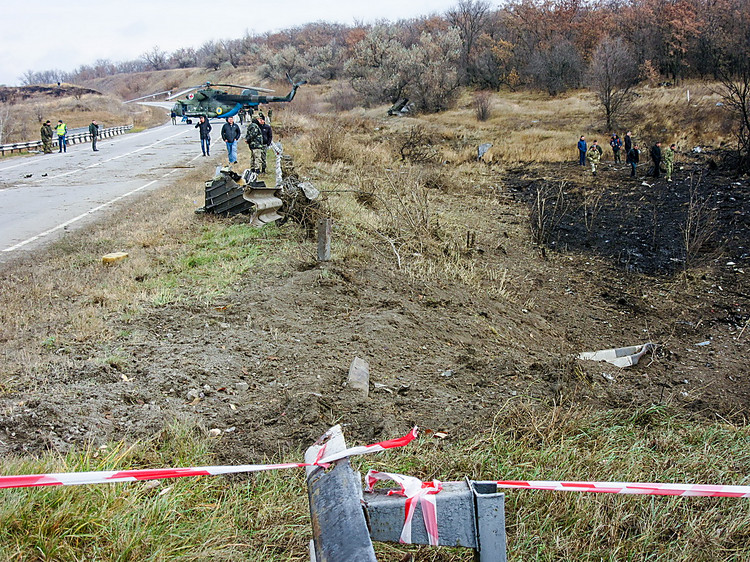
(325, 85), (359, 112)
(397, 125), (440, 164)
(474, 91), (492, 121)
(308, 123), (349, 163)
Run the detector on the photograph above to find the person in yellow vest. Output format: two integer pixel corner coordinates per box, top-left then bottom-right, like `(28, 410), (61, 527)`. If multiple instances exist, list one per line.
(56, 120), (67, 153)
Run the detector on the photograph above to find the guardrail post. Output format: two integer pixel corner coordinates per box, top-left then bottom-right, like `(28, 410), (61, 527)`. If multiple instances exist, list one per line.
(305, 426), (377, 562)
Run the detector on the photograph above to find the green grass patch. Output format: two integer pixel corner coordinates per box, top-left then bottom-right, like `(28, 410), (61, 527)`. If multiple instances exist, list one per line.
(1, 407), (749, 560)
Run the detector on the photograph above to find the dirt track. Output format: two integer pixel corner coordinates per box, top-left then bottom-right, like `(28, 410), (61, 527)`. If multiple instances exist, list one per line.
(0, 149), (747, 462)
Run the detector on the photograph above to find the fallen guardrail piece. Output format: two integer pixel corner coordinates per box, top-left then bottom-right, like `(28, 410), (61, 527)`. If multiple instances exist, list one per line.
(242, 170), (283, 226)
(577, 342), (655, 368)
(200, 167), (255, 216)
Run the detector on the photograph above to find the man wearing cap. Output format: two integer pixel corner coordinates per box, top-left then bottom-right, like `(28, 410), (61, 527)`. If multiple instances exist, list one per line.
(40, 120), (53, 154)
(89, 120), (99, 151)
(56, 120), (67, 153)
(258, 115), (272, 174)
(245, 116), (264, 174)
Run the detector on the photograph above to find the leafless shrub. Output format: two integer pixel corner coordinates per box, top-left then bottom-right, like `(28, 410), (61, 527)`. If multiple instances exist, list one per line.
(325, 85), (359, 112)
(682, 174), (718, 271)
(308, 123), (349, 163)
(419, 166), (458, 192)
(474, 91), (492, 121)
(397, 125), (440, 164)
(582, 185), (607, 233)
(380, 171), (433, 255)
(529, 181), (569, 252)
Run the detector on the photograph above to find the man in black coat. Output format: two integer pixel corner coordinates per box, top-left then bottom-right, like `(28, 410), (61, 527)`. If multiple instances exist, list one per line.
(195, 116), (212, 156)
(624, 131), (633, 163)
(650, 142), (662, 178)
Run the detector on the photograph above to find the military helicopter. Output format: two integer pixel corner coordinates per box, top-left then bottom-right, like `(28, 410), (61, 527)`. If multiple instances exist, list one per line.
(169, 74), (305, 120)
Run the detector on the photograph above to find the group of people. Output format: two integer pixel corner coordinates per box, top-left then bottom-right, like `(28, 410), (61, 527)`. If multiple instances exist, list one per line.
(195, 113), (273, 173)
(39, 119), (100, 153)
(578, 132), (676, 181)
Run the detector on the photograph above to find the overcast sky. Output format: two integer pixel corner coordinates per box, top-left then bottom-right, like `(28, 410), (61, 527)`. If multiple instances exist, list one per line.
(0, 0), (464, 86)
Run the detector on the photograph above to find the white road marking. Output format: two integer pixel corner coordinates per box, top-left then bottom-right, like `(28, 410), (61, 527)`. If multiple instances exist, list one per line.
(2, 179), (158, 253)
(30, 129), (190, 183)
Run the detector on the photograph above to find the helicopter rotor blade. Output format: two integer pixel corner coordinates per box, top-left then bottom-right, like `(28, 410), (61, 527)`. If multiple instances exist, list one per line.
(166, 86), (200, 100)
(212, 83), (275, 93)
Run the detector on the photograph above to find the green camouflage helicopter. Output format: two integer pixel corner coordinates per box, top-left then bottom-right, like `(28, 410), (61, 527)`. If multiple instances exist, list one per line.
(169, 74), (305, 120)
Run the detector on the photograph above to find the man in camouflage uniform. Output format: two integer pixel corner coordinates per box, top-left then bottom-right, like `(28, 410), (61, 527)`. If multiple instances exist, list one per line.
(245, 117), (264, 173)
(257, 115), (272, 174)
(40, 120), (53, 154)
(664, 143), (676, 182)
(588, 140), (602, 176)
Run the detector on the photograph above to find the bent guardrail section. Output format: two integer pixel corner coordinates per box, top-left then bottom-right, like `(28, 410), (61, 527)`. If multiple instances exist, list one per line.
(0, 125), (133, 156)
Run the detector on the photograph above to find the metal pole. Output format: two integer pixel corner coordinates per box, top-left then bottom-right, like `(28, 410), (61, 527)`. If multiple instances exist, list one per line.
(306, 426), (377, 562)
(317, 218), (331, 262)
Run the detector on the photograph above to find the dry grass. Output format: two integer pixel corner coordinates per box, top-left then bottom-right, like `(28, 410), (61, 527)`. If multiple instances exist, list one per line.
(0, 160), (287, 390)
(1, 93), (165, 144)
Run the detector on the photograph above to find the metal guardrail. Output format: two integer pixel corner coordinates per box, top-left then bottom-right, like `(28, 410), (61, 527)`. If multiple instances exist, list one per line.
(305, 426), (507, 561)
(0, 125), (133, 156)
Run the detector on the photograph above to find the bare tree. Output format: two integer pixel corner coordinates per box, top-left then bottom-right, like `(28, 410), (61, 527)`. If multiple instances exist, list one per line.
(719, 63), (750, 171)
(588, 37), (639, 130)
(141, 46), (169, 71)
(446, 0), (491, 84)
(527, 40), (582, 96)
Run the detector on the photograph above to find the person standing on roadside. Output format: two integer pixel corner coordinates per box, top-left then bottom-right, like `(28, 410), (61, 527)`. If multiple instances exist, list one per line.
(40, 120), (53, 154)
(664, 143), (676, 182)
(221, 116), (241, 164)
(624, 131), (633, 164)
(56, 120), (67, 153)
(628, 144), (640, 177)
(257, 115), (272, 174)
(578, 135), (587, 166)
(650, 141), (662, 178)
(588, 140), (602, 175)
(171, 110), (177, 125)
(89, 120), (99, 151)
(610, 133), (622, 163)
(245, 116), (264, 173)
(195, 116), (212, 156)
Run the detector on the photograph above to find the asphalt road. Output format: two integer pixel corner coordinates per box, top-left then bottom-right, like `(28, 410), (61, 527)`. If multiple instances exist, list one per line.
(0, 123), (221, 261)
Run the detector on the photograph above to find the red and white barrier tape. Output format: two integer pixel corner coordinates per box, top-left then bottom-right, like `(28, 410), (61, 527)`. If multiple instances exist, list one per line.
(495, 480), (750, 498)
(360, 472), (750, 548)
(0, 427), (419, 490)
(365, 470), (442, 546)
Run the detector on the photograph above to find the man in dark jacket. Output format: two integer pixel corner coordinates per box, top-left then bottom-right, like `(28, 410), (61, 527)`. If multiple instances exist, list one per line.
(610, 133), (622, 163)
(221, 116), (241, 164)
(195, 116), (212, 156)
(89, 120), (99, 151)
(650, 142), (662, 178)
(40, 120), (53, 154)
(627, 144), (640, 177)
(624, 131), (633, 162)
(245, 118), (264, 173)
(258, 115), (272, 173)
(577, 135), (587, 166)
